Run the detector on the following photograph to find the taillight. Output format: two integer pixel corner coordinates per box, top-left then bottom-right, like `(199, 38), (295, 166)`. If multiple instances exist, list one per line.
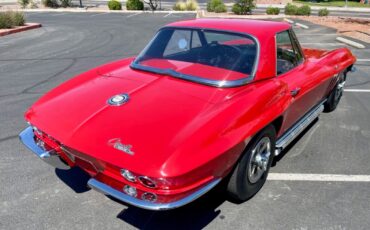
(142, 192), (157, 202)
(119, 168), (171, 190)
(123, 185), (137, 197)
(120, 169), (136, 182)
(138, 176), (156, 188)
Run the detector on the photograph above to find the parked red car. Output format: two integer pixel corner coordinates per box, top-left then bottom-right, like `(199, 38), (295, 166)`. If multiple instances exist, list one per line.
(20, 19), (356, 210)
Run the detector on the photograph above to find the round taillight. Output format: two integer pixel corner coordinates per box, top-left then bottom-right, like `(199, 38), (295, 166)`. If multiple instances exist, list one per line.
(138, 176), (156, 188)
(142, 192), (157, 202)
(123, 185), (137, 197)
(35, 138), (46, 150)
(32, 126), (43, 136)
(120, 169), (136, 182)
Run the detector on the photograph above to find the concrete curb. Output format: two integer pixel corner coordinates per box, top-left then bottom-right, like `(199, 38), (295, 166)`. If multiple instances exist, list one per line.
(0, 8), (197, 14)
(198, 11), (286, 19)
(336, 37), (365, 49)
(0, 23), (41, 36)
(255, 4), (370, 12)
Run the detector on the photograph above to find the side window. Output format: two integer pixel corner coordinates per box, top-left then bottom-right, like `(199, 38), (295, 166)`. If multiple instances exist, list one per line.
(276, 30), (301, 75)
(191, 31), (202, 48)
(163, 30), (203, 57)
(290, 30), (304, 64)
(163, 30), (191, 57)
(204, 32), (237, 44)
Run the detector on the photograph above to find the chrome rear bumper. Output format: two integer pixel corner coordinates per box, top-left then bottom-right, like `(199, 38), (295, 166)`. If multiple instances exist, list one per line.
(20, 125), (221, 210)
(88, 178), (221, 211)
(19, 126), (70, 170)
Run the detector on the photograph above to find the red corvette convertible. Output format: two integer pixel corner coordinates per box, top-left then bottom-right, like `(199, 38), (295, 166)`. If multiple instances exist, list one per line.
(20, 19), (356, 210)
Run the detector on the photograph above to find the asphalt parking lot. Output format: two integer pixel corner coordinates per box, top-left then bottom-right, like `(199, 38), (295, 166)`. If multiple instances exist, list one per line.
(0, 12), (369, 230)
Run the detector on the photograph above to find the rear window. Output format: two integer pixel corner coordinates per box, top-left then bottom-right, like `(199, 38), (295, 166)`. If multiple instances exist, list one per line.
(132, 28), (258, 86)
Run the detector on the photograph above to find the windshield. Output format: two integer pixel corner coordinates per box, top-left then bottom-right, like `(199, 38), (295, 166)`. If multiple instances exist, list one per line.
(131, 28), (258, 87)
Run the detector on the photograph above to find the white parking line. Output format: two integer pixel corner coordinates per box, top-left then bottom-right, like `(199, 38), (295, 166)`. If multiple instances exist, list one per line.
(344, 89), (370, 92)
(164, 12), (172, 17)
(295, 22), (309, 29)
(268, 173), (370, 182)
(357, 59), (370, 62)
(126, 12), (142, 18)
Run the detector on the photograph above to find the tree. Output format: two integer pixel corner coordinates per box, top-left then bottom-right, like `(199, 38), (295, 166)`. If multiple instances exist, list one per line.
(143, 0), (158, 10)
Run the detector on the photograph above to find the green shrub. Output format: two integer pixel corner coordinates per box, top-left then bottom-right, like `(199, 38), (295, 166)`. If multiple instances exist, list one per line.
(42, 0), (59, 8)
(318, 8), (329, 16)
(108, 0), (122, 10)
(12, 11), (25, 26)
(214, 3), (227, 12)
(232, 0), (254, 15)
(284, 3), (298, 15)
(186, 0), (198, 10)
(0, 12), (13, 29)
(30, 0), (38, 8)
(126, 0), (143, 10)
(18, 0), (30, 9)
(0, 11), (26, 29)
(266, 6), (280, 15)
(207, 0), (224, 12)
(173, 1), (187, 10)
(297, 5), (311, 15)
(232, 4), (241, 14)
(60, 0), (72, 7)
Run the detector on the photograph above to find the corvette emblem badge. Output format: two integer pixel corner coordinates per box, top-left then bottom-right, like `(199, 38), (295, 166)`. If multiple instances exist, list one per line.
(107, 93), (129, 106)
(108, 138), (134, 155)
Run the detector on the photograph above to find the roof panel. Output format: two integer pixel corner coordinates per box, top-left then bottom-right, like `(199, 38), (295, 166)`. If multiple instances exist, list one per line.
(165, 19), (291, 39)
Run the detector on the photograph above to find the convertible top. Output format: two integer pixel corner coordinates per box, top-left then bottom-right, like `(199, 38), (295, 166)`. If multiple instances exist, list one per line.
(165, 19), (292, 80)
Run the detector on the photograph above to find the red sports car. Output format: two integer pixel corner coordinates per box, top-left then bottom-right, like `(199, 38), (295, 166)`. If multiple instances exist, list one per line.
(20, 19), (356, 210)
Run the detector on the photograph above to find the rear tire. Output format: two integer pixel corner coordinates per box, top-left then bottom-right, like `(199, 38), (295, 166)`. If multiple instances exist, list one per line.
(227, 125), (276, 202)
(324, 72), (345, 113)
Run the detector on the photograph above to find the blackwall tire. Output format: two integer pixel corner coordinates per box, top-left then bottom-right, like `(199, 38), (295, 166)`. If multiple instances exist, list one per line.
(324, 72), (345, 113)
(227, 125), (276, 202)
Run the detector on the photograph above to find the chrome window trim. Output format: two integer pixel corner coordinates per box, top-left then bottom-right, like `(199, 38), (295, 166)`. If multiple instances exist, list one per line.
(289, 28), (305, 64)
(275, 29), (305, 77)
(130, 27), (261, 88)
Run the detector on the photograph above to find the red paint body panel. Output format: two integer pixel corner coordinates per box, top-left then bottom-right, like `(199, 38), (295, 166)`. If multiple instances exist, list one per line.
(24, 19), (356, 202)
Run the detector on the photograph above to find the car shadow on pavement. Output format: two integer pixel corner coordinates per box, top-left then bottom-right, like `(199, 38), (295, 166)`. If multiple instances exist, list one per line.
(55, 167), (91, 193)
(115, 182), (228, 230)
(272, 117), (319, 165)
(53, 117), (320, 229)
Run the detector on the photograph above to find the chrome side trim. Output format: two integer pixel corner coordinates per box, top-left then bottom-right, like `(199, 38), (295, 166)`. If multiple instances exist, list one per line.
(88, 178), (222, 211)
(275, 100), (326, 156)
(19, 126), (70, 170)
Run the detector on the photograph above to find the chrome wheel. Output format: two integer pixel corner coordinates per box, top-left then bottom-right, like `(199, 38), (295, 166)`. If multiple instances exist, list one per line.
(335, 75), (345, 103)
(247, 137), (271, 184)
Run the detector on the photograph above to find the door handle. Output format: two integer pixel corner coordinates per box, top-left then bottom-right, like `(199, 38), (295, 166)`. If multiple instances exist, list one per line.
(290, 88), (301, 97)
